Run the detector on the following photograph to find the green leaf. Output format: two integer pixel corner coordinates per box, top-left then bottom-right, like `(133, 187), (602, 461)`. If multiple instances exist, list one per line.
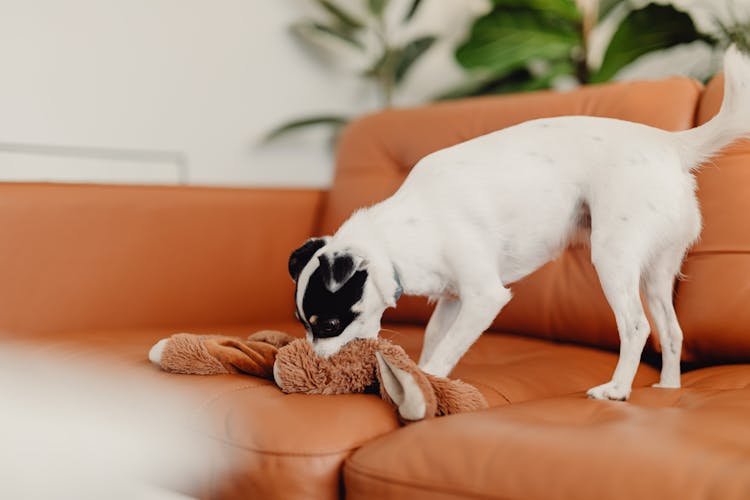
(456, 7), (581, 79)
(438, 59), (575, 99)
(592, 4), (707, 83)
(493, 59), (576, 93)
(368, 0), (388, 17)
(403, 0), (424, 23)
(715, 18), (750, 53)
(264, 116), (349, 142)
(315, 0), (365, 30)
(362, 48), (400, 78)
(291, 21), (365, 50)
(394, 36), (436, 82)
(362, 36), (436, 89)
(490, 0), (581, 23)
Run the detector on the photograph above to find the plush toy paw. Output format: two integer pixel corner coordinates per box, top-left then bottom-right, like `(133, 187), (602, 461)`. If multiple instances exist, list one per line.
(148, 338), (170, 367)
(149, 332), (292, 377)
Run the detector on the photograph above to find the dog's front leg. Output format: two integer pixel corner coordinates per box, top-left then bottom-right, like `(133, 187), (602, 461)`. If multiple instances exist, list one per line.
(420, 286), (512, 378)
(419, 296), (461, 366)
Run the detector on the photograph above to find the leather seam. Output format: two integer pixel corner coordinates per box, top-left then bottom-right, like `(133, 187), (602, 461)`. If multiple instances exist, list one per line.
(336, 165), (400, 175)
(345, 460), (513, 500)
(312, 188), (331, 236)
(688, 250), (750, 256)
(203, 433), (367, 458)
(458, 378), (512, 405)
(0, 181), (324, 196)
(194, 382), (275, 413)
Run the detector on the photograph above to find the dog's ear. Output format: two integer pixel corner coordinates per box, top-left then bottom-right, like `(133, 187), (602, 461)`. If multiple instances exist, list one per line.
(288, 238), (328, 281)
(317, 251), (365, 293)
(370, 265), (402, 308)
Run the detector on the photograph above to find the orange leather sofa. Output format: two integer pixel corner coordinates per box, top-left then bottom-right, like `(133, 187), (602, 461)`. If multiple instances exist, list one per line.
(2, 73), (748, 500)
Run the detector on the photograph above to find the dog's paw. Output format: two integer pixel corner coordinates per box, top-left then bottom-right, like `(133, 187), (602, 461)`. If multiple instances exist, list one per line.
(586, 381), (630, 401)
(148, 338), (170, 367)
(652, 381), (680, 389)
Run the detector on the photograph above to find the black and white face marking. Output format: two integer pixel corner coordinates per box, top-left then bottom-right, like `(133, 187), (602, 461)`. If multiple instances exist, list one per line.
(289, 238), (391, 357)
(289, 239), (369, 341)
(300, 263), (367, 340)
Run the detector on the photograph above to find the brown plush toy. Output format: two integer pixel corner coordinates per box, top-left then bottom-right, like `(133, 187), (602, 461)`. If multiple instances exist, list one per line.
(149, 331), (487, 423)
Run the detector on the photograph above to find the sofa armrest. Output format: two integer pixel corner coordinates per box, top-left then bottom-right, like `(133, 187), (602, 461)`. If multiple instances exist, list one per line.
(0, 183), (324, 336)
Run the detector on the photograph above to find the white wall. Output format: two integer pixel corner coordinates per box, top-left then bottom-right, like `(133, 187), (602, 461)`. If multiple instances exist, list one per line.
(0, 0), (484, 187)
(0, 0), (744, 188)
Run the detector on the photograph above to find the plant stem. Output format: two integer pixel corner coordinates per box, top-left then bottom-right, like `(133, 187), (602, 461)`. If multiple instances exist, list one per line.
(379, 71), (394, 107)
(576, 0), (597, 84)
(375, 13), (394, 108)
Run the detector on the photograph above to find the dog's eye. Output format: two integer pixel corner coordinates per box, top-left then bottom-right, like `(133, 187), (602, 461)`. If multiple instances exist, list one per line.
(319, 318), (341, 336)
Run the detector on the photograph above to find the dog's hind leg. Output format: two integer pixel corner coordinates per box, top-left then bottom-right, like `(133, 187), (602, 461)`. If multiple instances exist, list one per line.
(587, 246), (651, 401)
(642, 247), (686, 389)
(419, 296), (461, 366)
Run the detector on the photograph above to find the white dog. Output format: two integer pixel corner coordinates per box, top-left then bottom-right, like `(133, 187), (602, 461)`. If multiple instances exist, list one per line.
(288, 46), (750, 401)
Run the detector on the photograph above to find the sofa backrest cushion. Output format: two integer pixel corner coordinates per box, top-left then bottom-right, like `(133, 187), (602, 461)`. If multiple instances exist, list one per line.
(0, 183), (323, 336)
(322, 78), (702, 351)
(675, 74), (750, 363)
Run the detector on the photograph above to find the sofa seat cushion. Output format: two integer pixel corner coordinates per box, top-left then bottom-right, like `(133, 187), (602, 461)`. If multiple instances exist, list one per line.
(344, 365), (750, 500)
(389, 327), (658, 406)
(3, 321), (397, 500)
(3, 322), (658, 499)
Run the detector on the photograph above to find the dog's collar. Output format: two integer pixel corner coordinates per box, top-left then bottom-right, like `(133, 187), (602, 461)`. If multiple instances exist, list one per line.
(393, 268), (403, 302)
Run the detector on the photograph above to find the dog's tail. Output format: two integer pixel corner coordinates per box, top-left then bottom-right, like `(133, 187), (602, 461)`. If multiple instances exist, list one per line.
(675, 45), (750, 169)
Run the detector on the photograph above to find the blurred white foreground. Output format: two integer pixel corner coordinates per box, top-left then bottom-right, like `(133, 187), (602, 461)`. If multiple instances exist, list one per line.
(0, 343), (218, 500)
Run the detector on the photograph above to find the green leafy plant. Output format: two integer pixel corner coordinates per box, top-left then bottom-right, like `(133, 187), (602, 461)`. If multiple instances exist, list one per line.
(267, 1), (748, 143)
(714, 16), (750, 54)
(265, 0), (436, 142)
(448, 0), (715, 98)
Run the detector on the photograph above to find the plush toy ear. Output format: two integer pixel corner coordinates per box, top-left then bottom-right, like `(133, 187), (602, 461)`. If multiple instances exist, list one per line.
(375, 351), (435, 422)
(288, 237), (329, 281)
(317, 251), (365, 293)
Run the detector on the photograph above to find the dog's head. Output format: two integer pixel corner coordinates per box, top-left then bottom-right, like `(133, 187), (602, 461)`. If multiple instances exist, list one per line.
(288, 237), (402, 358)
